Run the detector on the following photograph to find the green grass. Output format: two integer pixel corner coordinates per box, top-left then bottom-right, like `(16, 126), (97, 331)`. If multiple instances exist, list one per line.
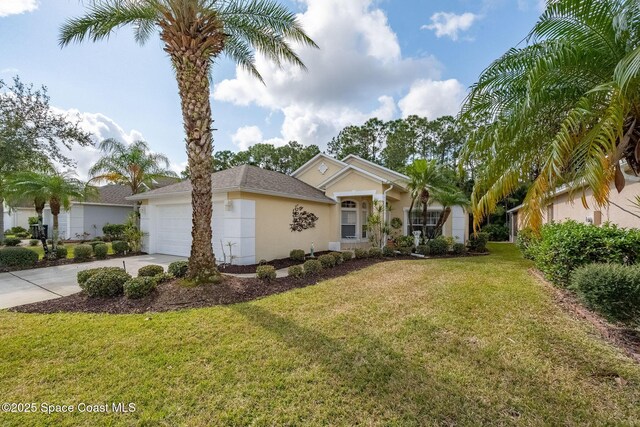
(0, 244), (639, 426)
(25, 243), (114, 259)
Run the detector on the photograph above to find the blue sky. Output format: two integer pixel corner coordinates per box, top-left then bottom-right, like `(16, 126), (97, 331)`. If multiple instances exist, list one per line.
(0, 0), (543, 177)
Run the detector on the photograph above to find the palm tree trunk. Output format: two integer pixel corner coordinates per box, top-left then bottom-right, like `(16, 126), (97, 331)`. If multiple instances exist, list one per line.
(50, 198), (60, 251)
(434, 207), (451, 238)
(167, 42), (220, 283)
(0, 197), (4, 242)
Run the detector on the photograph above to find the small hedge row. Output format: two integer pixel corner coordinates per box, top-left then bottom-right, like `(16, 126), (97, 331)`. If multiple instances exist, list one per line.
(77, 264), (174, 299)
(0, 247), (39, 268)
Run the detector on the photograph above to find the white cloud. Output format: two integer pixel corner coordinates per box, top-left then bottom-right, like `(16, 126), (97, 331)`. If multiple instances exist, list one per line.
(398, 79), (466, 119)
(0, 0), (38, 17)
(231, 126), (264, 150)
(214, 0), (442, 148)
(422, 12), (478, 41)
(0, 68), (19, 74)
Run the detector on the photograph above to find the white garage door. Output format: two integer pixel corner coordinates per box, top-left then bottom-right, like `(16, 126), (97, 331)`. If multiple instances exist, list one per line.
(156, 204), (192, 257)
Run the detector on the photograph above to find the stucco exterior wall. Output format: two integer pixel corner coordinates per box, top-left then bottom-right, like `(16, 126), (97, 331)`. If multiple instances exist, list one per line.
(295, 156), (345, 188)
(83, 205), (134, 239)
(238, 192), (333, 262)
(343, 157), (405, 184)
(323, 172), (385, 197)
(3, 207), (37, 231)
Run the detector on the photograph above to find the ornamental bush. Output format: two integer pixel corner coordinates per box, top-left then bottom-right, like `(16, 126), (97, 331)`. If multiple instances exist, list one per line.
(10, 226), (27, 234)
(330, 252), (344, 265)
(427, 237), (449, 256)
(124, 276), (157, 299)
(416, 245), (430, 256)
(354, 248), (369, 259)
(368, 247), (383, 258)
(395, 235), (414, 249)
(570, 264), (640, 323)
(528, 221), (640, 287)
(28, 239), (39, 247)
(289, 249), (305, 262)
(3, 237), (21, 247)
(73, 244), (93, 261)
(515, 228), (538, 260)
(0, 247), (38, 268)
(318, 254), (336, 268)
(55, 246), (68, 259)
(138, 264), (164, 277)
(111, 240), (129, 255)
(303, 259), (322, 275)
(256, 265), (277, 282)
(89, 241), (103, 250)
(77, 267), (125, 287)
(468, 232), (489, 253)
(382, 245), (396, 257)
(83, 269), (132, 297)
(153, 272), (174, 284)
(341, 251), (353, 262)
(102, 223), (126, 241)
(288, 264), (305, 279)
(93, 243), (108, 260)
(168, 260), (189, 278)
(482, 224), (510, 241)
(452, 243), (466, 255)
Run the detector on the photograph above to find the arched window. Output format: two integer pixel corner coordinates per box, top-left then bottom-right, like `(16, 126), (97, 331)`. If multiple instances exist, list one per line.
(341, 200), (357, 239)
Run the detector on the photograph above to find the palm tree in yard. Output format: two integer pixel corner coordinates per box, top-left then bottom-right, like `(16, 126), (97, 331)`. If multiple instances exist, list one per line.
(405, 159), (452, 241)
(429, 189), (469, 240)
(89, 138), (178, 200)
(6, 170), (90, 252)
(460, 0), (640, 231)
(60, 0), (317, 283)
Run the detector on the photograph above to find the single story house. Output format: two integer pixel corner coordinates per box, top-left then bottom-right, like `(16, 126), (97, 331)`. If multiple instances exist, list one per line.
(2, 201), (37, 232)
(508, 166), (640, 241)
(129, 154), (469, 265)
(43, 185), (135, 240)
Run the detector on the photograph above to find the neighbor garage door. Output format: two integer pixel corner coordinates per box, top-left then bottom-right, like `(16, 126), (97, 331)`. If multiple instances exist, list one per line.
(156, 204), (192, 257)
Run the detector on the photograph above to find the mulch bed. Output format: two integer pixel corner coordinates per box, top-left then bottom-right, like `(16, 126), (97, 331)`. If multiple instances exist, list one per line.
(0, 252), (146, 273)
(218, 251), (333, 274)
(529, 268), (640, 363)
(10, 255), (426, 314)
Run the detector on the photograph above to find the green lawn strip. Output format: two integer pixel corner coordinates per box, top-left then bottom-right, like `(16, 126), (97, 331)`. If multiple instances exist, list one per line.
(0, 243), (638, 426)
(25, 243), (114, 259)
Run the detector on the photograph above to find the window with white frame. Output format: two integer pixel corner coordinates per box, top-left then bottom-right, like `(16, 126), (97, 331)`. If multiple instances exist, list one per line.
(361, 201), (369, 239)
(409, 209), (443, 238)
(341, 200), (357, 239)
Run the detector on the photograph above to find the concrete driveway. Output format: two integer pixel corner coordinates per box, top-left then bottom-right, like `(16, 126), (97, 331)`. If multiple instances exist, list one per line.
(0, 254), (186, 310)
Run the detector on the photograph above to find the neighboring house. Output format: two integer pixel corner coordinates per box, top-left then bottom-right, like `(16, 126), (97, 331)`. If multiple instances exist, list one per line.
(508, 167), (640, 242)
(2, 201), (37, 231)
(43, 185), (135, 240)
(129, 154), (469, 265)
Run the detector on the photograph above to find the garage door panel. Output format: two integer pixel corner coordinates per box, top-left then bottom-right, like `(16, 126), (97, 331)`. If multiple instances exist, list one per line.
(156, 204), (192, 257)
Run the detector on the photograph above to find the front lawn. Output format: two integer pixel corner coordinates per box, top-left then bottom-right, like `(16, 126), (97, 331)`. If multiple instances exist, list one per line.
(0, 244), (639, 425)
(25, 242), (114, 259)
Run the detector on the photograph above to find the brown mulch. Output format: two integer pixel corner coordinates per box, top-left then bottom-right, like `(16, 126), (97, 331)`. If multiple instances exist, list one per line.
(0, 252), (146, 273)
(10, 255), (428, 314)
(218, 251), (333, 274)
(529, 268), (640, 363)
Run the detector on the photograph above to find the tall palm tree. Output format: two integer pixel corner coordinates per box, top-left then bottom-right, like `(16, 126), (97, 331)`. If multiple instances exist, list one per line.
(430, 189), (470, 240)
(89, 138), (178, 198)
(461, 0), (640, 231)
(6, 170), (89, 251)
(60, 0), (317, 282)
(405, 159), (452, 240)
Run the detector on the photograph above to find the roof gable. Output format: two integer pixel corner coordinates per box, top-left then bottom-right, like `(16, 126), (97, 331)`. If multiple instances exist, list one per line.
(318, 165), (387, 189)
(342, 154), (409, 182)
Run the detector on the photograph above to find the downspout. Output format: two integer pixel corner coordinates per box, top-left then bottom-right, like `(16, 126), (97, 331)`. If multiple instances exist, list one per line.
(382, 185), (394, 248)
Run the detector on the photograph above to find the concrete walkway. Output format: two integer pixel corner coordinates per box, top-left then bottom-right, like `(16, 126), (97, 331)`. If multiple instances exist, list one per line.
(0, 254), (186, 310)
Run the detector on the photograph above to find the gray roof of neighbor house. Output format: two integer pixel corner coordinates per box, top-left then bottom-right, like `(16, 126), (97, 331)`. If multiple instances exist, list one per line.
(127, 164), (335, 204)
(85, 185), (135, 206)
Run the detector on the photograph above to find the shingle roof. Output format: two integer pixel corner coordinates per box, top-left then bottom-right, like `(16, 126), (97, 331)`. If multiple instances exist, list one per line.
(128, 164), (335, 204)
(86, 185), (135, 206)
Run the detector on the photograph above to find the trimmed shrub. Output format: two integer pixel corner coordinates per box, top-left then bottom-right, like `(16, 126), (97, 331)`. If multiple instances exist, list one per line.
(468, 232), (489, 253)
(354, 248), (369, 259)
(73, 244), (93, 261)
(55, 246), (68, 259)
(153, 272), (173, 284)
(397, 246), (412, 256)
(258, 259), (268, 266)
(290, 249), (305, 262)
(28, 239), (39, 247)
(303, 259), (323, 275)
(77, 267), (125, 287)
(515, 228), (538, 260)
(528, 221), (640, 286)
(138, 264), (164, 277)
(452, 243), (466, 255)
(330, 252), (344, 265)
(395, 235), (414, 249)
(288, 264), (305, 279)
(89, 241), (103, 250)
(111, 240), (129, 255)
(382, 245), (396, 257)
(256, 265), (277, 282)
(368, 247), (383, 258)
(570, 264), (640, 323)
(83, 269), (131, 297)
(482, 224), (510, 241)
(319, 254), (336, 268)
(416, 245), (430, 256)
(102, 223), (126, 241)
(93, 243), (108, 260)
(0, 247), (39, 268)
(124, 276), (157, 299)
(10, 226), (27, 234)
(15, 231), (30, 238)
(168, 260), (189, 278)
(427, 237), (449, 256)
(28, 217), (38, 226)
(3, 237), (21, 247)
(341, 251), (353, 262)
